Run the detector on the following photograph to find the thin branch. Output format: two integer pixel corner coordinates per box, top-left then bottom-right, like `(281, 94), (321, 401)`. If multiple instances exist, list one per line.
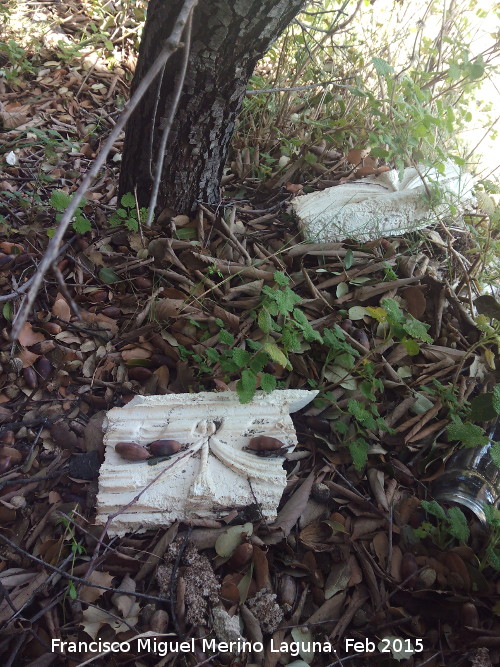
(0, 531), (172, 605)
(11, 0), (199, 342)
(146, 9), (193, 227)
(246, 80), (352, 95)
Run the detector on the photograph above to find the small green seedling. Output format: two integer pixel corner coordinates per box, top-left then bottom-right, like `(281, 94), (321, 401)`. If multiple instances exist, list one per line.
(109, 192), (148, 231)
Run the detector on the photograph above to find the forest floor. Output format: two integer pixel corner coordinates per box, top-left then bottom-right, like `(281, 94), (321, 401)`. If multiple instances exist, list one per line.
(0, 2), (499, 667)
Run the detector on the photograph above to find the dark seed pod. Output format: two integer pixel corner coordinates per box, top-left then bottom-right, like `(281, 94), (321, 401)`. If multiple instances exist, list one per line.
(400, 552), (418, 589)
(35, 357), (52, 380)
(149, 439), (182, 457)
(128, 367), (153, 382)
(23, 366), (37, 390)
(0, 456), (12, 473)
(115, 441), (151, 461)
(29, 340), (57, 355)
(312, 482), (331, 504)
(247, 436), (285, 451)
(461, 602), (479, 628)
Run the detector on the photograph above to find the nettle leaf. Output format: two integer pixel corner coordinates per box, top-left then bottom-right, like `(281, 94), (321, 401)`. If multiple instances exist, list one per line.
(366, 306), (387, 322)
(490, 441), (500, 469)
(446, 506), (470, 543)
(108, 213), (122, 227)
(421, 499), (446, 520)
(349, 438), (369, 472)
(125, 218), (139, 232)
(120, 192), (136, 208)
(236, 369), (257, 404)
(372, 56), (394, 76)
(281, 325), (301, 352)
(232, 347), (250, 367)
(347, 399), (376, 430)
(73, 217), (91, 234)
(470, 392), (497, 422)
(402, 337), (420, 356)
(263, 342), (290, 369)
(219, 329), (235, 346)
(493, 384), (500, 414)
(205, 348), (220, 363)
(50, 189), (71, 212)
(447, 418), (489, 447)
(260, 372), (276, 393)
(403, 317), (433, 343)
(275, 287), (302, 315)
(273, 270), (289, 287)
(381, 298), (405, 325)
(258, 308), (273, 334)
(249, 351), (268, 374)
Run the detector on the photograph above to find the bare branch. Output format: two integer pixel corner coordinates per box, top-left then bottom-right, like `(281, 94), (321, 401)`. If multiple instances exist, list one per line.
(146, 9), (194, 227)
(11, 0), (199, 342)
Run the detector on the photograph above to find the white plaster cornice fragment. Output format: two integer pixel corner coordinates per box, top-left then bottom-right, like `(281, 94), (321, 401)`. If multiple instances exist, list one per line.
(96, 390), (317, 536)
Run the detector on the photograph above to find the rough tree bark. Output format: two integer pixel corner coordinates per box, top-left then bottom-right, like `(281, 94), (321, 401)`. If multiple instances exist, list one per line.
(119, 0), (306, 215)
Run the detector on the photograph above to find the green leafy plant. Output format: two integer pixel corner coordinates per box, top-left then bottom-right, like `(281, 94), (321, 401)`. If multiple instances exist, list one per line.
(56, 513), (86, 600)
(367, 297), (433, 356)
(49, 189), (91, 236)
(414, 499), (470, 549)
(109, 192), (148, 231)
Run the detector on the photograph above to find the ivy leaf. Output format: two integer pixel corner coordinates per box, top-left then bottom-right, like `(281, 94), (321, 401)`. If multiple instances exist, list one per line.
(120, 192), (136, 208)
(236, 369), (257, 404)
(446, 506), (469, 543)
(260, 373), (276, 393)
(447, 418), (489, 447)
(349, 438), (369, 472)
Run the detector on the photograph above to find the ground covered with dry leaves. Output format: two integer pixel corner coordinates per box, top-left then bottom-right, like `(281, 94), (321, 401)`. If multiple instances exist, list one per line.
(0, 2), (499, 667)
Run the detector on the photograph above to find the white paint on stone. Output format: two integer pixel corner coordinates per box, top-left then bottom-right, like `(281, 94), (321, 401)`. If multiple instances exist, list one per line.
(96, 390), (317, 536)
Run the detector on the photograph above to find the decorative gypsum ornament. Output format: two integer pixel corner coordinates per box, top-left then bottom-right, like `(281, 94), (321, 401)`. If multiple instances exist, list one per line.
(96, 390), (317, 536)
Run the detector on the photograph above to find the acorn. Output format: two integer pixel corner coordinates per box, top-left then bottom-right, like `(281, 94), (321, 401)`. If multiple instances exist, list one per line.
(148, 439), (182, 457)
(461, 602), (479, 628)
(115, 441), (151, 461)
(228, 542), (253, 569)
(247, 436), (285, 451)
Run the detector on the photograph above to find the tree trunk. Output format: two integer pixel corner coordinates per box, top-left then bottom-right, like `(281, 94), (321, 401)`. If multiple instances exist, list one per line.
(119, 0), (305, 215)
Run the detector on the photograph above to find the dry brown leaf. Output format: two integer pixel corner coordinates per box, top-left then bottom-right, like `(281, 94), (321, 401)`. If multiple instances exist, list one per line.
(80, 570), (114, 604)
(52, 293), (71, 321)
(18, 322), (45, 348)
(111, 573), (136, 617)
(403, 285), (427, 319)
(269, 470), (316, 539)
(346, 147), (370, 165)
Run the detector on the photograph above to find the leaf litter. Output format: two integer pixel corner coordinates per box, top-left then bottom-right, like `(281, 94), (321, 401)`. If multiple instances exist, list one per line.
(0, 2), (499, 666)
